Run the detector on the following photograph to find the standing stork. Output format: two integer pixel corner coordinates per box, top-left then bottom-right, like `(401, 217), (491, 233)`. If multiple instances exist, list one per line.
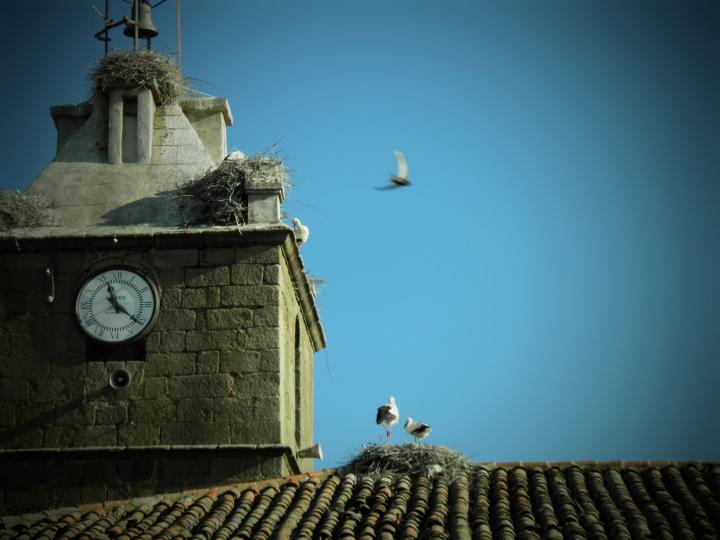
(376, 396), (399, 444)
(404, 417), (432, 444)
(293, 218), (309, 246)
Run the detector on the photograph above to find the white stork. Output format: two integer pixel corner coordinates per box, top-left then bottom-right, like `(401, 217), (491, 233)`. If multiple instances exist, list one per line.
(376, 396), (399, 444)
(374, 150), (411, 190)
(293, 218), (310, 246)
(404, 417), (431, 444)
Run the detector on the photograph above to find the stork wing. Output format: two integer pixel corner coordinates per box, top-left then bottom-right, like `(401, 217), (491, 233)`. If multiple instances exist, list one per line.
(376, 405), (392, 424)
(394, 150), (408, 179)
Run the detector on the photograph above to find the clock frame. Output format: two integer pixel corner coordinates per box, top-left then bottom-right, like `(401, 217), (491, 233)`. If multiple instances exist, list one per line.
(75, 266), (160, 345)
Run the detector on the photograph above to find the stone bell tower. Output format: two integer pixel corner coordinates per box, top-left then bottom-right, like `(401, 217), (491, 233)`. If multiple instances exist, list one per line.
(0, 48), (325, 515)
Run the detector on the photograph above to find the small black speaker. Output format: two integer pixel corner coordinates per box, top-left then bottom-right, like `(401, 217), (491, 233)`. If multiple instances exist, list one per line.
(109, 368), (132, 390)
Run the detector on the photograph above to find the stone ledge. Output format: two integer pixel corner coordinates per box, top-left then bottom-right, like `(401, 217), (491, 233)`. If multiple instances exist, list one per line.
(0, 444), (293, 455)
(180, 97), (233, 126)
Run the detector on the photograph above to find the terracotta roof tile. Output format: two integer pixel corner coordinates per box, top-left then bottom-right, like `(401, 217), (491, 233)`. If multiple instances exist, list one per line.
(2, 462), (720, 539)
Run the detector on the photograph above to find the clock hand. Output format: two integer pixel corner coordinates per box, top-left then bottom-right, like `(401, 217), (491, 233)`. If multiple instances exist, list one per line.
(107, 283), (121, 313)
(114, 301), (140, 324)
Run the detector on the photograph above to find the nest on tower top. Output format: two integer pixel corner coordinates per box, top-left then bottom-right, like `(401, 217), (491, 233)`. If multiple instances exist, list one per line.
(340, 444), (474, 481)
(0, 190), (58, 232)
(89, 50), (184, 106)
(177, 152), (291, 227)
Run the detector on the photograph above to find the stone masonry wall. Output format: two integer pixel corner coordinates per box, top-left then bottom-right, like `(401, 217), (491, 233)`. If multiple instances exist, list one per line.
(278, 252), (315, 470)
(0, 240), (314, 513)
(0, 244), (287, 449)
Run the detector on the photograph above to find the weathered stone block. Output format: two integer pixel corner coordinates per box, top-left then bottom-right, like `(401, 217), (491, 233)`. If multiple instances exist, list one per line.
(154, 310), (196, 331)
(55, 403), (96, 426)
(49, 354), (86, 380)
(239, 327), (280, 350)
(0, 403), (14, 426)
(129, 399), (177, 424)
(0, 426), (43, 448)
(213, 396), (278, 422)
(45, 425), (116, 447)
(185, 267), (229, 287)
(235, 246), (280, 264)
(182, 287), (220, 308)
(229, 420), (280, 444)
(220, 349), (279, 374)
(160, 288), (183, 309)
(167, 374), (234, 398)
(146, 352), (195, 376)
(213, 397), (253, 423)
(0, 379), (30, 401)
(206, 308), (253, 330)
(158, 456), (210, 486)
(143, 376), (168, 397)
(186, 330), (236, 352)
(160, 422), (231, 445)
(95, 402), (127, 424)
(209, 455), (262, 483)
(158, 267), (185, 288)
(197, 351), (219, 374)
(118, 423), (161, 446)
(178, 398), (213, 422)
(200, 248), (234, 265)
(234, 372), (280, 398)
(220, 286), (279, 307)
(151, 249), (198, 269)
(116, 458), (156, 484)
(253, 306), (280, 327)
(146, 330), (186, 353)
(230, 264), (263, 285)
(263, 264), (281, 285)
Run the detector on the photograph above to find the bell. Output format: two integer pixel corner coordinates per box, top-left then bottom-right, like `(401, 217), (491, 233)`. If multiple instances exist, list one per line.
(123, 1), (159, 39)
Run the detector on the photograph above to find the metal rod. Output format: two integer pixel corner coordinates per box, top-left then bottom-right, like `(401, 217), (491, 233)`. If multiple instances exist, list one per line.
(104, 0), (109, 56)
(176, 0), (182, 65)
(134, 0), (139, 51)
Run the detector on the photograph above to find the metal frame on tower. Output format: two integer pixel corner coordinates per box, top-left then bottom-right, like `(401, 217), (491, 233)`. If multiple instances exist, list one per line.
(91, 0), (181, 61)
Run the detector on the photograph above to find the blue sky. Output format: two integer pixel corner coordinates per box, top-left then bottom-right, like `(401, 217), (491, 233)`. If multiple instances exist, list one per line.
(2, 1), (719, 466)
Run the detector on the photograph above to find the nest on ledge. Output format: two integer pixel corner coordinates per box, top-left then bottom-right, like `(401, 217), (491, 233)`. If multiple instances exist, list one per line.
(89, 50), (184, 106)
(177, 152), (291, 227)
(0, 190), (57, 232)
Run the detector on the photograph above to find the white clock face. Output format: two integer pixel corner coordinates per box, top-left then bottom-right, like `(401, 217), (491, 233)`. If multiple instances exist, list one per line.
(75, 268), (159, 344)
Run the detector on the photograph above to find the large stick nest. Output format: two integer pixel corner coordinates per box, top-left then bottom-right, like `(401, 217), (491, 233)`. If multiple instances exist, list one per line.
(89, 50), (184, 105)
(0, 191), (57, 232)
(340, 444), (474, 481)
(178, 152), (291, 227)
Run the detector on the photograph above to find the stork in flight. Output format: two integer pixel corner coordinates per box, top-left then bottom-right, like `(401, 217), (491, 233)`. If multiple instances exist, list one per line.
(375, 150), (411, 190)
(376, 396), (399, 444)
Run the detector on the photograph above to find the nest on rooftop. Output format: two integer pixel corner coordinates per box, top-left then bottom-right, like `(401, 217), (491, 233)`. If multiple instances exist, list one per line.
(178, 153), (291, 227)
(340, 443), (474, 481)
(0, 190), (57, 232)
(89, 50), (184, 106)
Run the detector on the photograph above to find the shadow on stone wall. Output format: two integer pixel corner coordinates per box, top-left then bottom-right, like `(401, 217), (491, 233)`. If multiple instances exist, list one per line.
(0, 387), (111, 446)
(100, 189), (187, 226)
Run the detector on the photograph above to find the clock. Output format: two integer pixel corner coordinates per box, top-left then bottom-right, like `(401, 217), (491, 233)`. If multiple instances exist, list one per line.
(75, 267), (159, 344)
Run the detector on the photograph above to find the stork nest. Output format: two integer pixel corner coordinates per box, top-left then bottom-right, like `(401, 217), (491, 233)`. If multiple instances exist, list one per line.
(178, 152), (291, 227)
(340, 444), (474, 481)
(0, 190), (57, 232)
(89, 50), (184, 105)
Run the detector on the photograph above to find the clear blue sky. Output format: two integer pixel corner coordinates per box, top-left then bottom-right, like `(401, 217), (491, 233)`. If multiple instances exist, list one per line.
(2, 1), (718, 466)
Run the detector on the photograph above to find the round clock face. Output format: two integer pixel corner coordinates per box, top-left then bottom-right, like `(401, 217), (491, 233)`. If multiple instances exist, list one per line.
(75, 267), (159, 344)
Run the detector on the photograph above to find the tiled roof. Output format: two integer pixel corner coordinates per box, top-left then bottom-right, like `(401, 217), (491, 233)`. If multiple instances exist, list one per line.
(2, 461), (719, 539)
